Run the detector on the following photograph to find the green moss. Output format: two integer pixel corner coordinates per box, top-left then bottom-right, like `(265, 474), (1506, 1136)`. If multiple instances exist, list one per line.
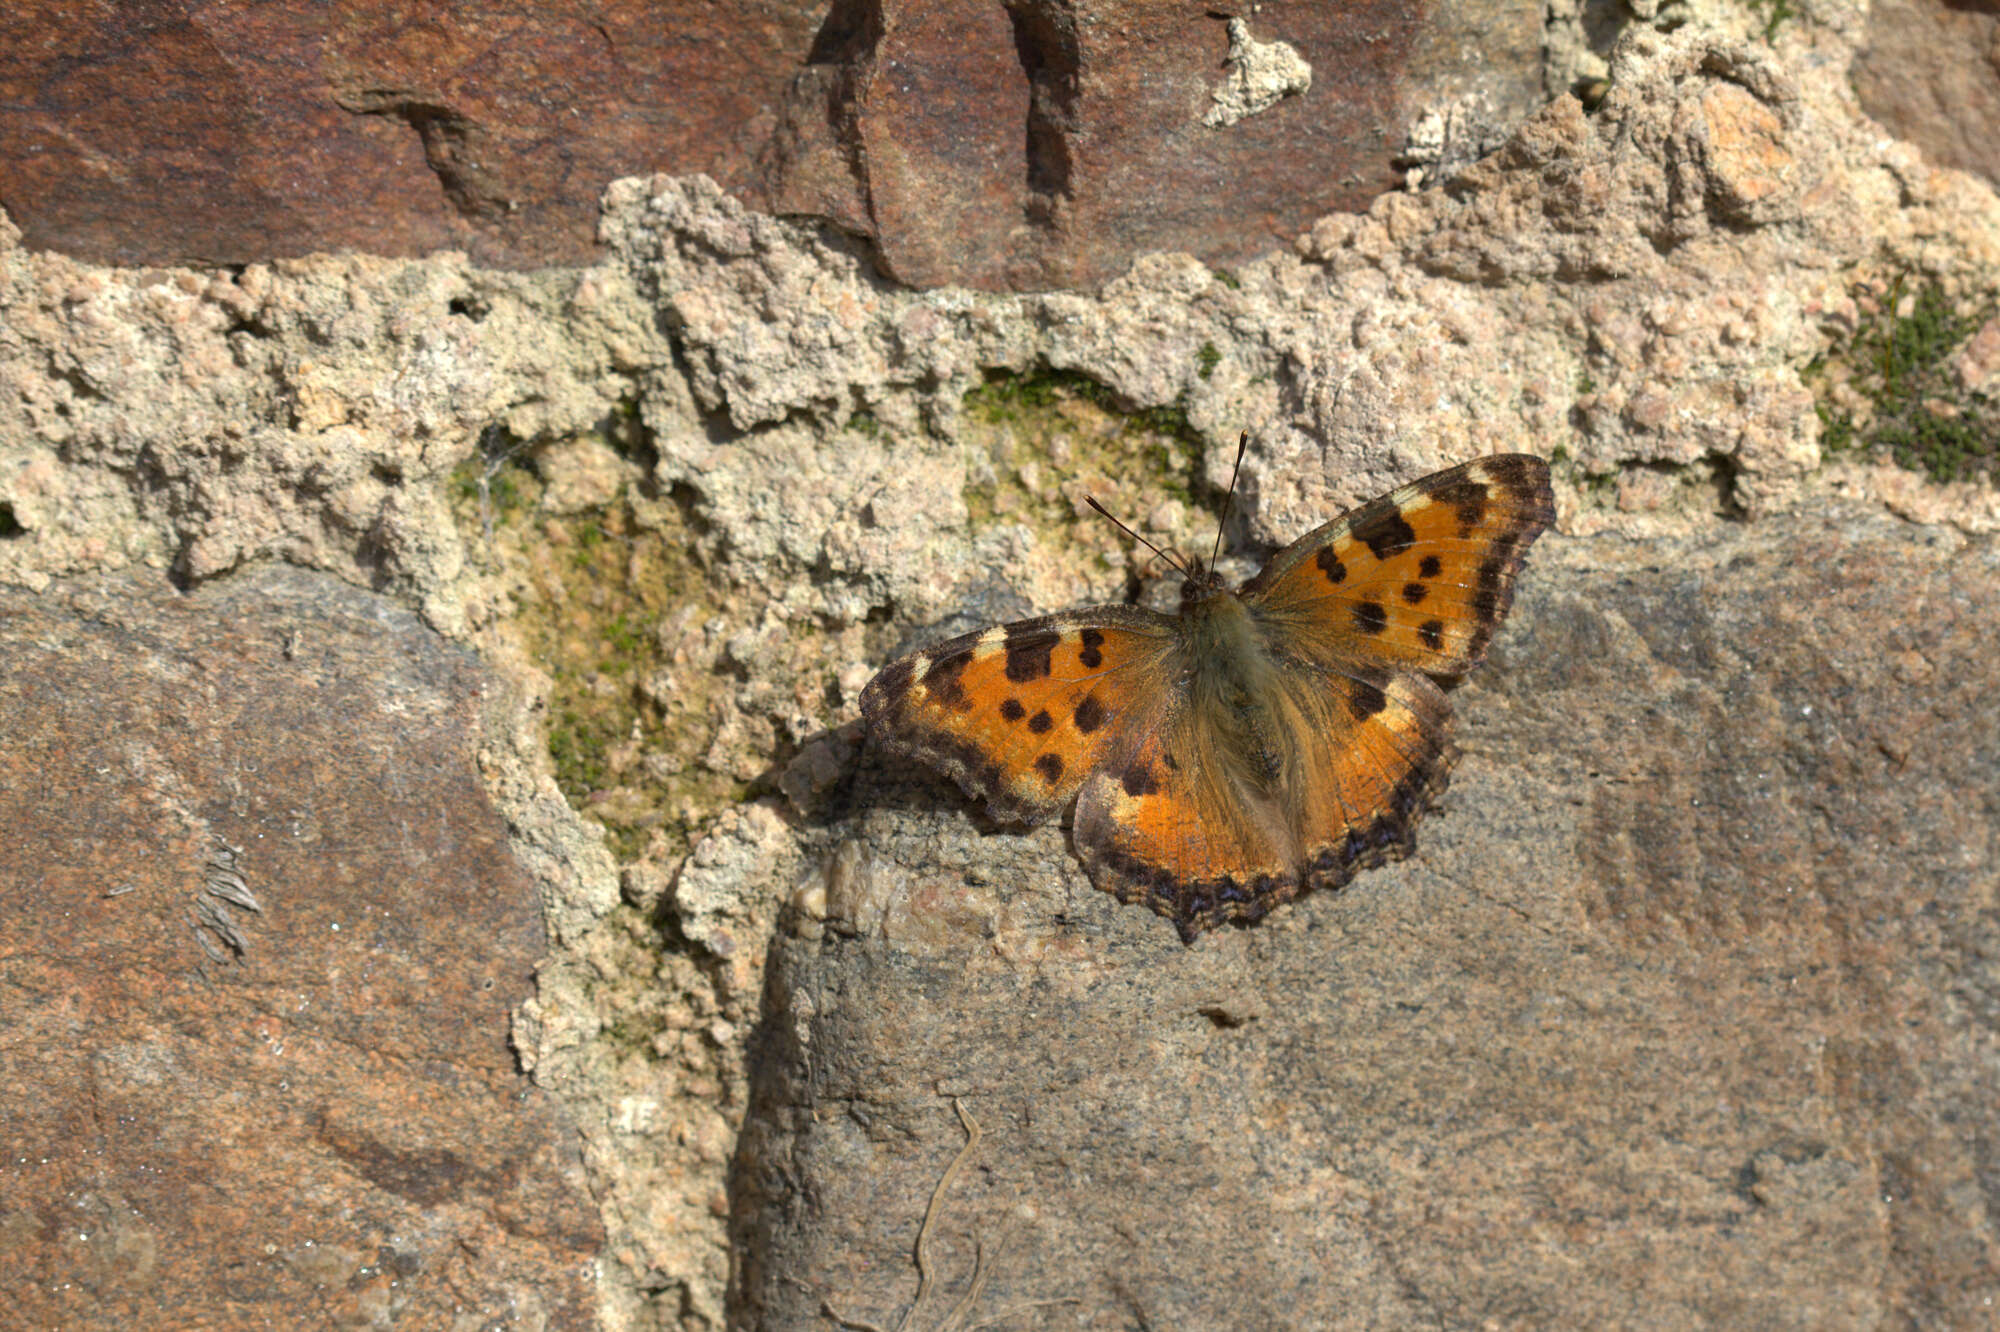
(547, 705), (612, 799)
(1744, 0), (1797, 42)
(1807, 276), (1997, 485)
(1131, 398), (1195, 443)
(964, 366), (1122, 423)
(448, 430), (748, 866)
(1196, 342), (1222, 380)
(1213, 268), (1242, 291)
(955, 366), (1213, 586)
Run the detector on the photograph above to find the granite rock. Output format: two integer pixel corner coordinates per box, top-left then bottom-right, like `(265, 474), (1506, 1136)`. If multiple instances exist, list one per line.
(0, 566), (600, 1327)
(734, 509), (2000, 1329)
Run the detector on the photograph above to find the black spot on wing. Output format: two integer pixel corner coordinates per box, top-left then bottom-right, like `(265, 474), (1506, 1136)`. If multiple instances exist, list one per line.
(1401, 582), (1428, 605)
(1122, 762), (1160, 797)
(1004, 627), (1059, 682)
(1463, 548), (1524, 664)
(1028, 709), (1053, 734)
(1353, 601), (1388, 635)
(1418, 555), (1442, 579)
(924, 652), (974, 710)
(1078, 628), (1104, 669)
(1352, 504), (1418, 561)
(1418, 619), (1444, 651)
(1347, 679), (1387, 721)
(1000, 698), (1025, 722)
(1473, 556), (1506, 623)
(1315, 547), (1346, 585)
(1432, 477), (1489, 535)
(1074, 694), (1106, 733)
(1034, 752), (1065, 783)
(1479, 453), (1541, 500)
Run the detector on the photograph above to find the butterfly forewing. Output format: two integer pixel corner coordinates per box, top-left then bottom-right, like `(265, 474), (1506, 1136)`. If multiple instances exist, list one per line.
(1241, 454), (1554, 676)
(860, 607), (1176, 824)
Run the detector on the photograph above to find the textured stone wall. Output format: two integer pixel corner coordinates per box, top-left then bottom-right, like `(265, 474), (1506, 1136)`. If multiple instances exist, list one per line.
(2, 4), (1998, 1329)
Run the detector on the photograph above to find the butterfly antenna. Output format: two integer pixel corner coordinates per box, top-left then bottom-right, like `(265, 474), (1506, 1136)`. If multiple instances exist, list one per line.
(1208, 430), (1249, 573)
(1085, 496), (1191, 578)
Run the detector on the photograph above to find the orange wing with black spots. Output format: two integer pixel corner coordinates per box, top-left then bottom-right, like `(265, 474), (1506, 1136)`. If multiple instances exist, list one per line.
(859, 608), (1176, 825)
(1072, 651), (1460, 942)
(1241, 454), (1555, 676)
(861, 448), (1553, 944)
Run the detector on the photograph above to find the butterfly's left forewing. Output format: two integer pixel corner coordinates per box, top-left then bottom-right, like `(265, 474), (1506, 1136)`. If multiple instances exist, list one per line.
(860, 608), (1176, 824)
(1241, 454), (1554, 676)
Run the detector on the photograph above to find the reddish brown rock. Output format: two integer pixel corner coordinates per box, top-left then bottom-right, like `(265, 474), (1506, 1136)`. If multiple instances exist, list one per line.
(767, 0), (1547, 289)
(1851, 0), (2000, 190)
(0, 567), (598, 1327)
(0, 0), (817, 269)
(0, 0), (1544, 288)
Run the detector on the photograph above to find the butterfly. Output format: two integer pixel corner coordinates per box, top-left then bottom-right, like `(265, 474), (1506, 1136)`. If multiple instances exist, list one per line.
(860, 439), (1554, 942)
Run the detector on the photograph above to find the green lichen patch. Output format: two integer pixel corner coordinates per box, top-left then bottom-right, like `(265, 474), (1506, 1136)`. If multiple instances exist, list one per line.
(1808, 277), (1998, 485)
(959, 367), (1209, 579)
(449, 429), (744, 865)
(1744, 0), (1797, 42)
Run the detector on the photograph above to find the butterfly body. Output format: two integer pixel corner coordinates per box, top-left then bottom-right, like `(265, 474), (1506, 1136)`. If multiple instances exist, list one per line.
(861, 453), (1554, 942)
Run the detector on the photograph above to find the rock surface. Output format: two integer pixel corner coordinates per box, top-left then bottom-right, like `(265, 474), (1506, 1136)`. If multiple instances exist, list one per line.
(735, 507), (2000, 1328)
(0, 0), (1543, 289)
(0, 0), (818, 270)
(763, 0), (1545, 289)
(1851, 0), (2000, 192)
(0, 7), (1997, 1329)
(0, 566), (599, 1326)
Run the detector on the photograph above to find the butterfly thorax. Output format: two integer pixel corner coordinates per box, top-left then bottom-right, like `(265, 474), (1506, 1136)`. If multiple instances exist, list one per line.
(1177, 585), (1291, 795)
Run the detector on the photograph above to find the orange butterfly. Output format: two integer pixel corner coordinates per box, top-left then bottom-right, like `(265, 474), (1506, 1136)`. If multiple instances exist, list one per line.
(861, 440), (1554, 942)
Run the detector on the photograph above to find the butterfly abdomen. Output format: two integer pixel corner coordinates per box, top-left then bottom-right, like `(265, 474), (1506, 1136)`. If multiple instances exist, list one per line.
(1181, 590), (1293, 792)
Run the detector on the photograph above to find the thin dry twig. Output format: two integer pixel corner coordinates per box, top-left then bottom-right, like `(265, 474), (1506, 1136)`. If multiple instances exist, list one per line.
(964, 1297), (1085, 1331)
(899, 1098), (983, 1332)
(820, 1097), (1076, 1331)
(933, 1237), (989, 1332)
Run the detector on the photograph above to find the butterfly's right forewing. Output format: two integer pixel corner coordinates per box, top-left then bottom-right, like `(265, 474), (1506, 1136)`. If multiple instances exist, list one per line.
(860, 606), (1177, 825)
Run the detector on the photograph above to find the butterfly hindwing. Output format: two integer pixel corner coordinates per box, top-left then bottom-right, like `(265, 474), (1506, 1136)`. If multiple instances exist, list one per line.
(1073, 656), (1458, 942)
(1282, 664), (1458, 897)
(1072, 702), (1298, 940)
(1241, 454), (1554, 676)
(860, 607), (1175, 824)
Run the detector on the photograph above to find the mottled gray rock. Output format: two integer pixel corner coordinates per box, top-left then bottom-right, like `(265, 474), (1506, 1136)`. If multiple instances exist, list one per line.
(1, 10), (1998, 1330)
(734, 509), (2000, 1329)
(0, 566), (599, 1327)
(1852, 0), (2000, 193)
